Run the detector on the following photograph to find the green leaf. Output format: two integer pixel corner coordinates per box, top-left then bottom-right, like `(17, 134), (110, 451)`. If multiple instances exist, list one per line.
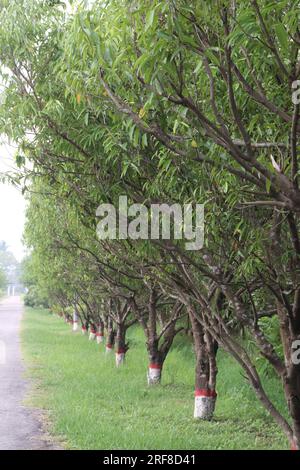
(145, 9), (155, 31)
(274, 24), (289, 50)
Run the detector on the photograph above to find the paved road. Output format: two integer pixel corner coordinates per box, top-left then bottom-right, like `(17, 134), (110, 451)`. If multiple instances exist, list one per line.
(0, 296), (57, 450)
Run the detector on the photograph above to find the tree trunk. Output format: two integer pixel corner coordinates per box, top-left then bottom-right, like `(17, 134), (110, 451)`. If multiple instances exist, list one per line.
(190, 313), (218, 420)
(132, 290), (180, 385)
(147, 319), (180, 385)
(285, 361), (300, 449)
(146, 289), (163, 384)
(147, 358), (163, 384)
(89, 323), (97, 341)
(106, 318), (115, 354)
(72, 309), (79, 332)
(115, 323), (128, 367)
(81, 324), (87, 335)
(96, 320), (105, 344)
(147, 335), (173, 385)
(146, 337), (163, 385)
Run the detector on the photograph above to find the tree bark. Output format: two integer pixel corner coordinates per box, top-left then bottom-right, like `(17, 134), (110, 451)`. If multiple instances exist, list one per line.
(285, 356), (300, 449)
(96, 319), (105, 344)
(190, 312), (218, 420)
(115, 323), (128, 366)
(106, 317), (115, 354)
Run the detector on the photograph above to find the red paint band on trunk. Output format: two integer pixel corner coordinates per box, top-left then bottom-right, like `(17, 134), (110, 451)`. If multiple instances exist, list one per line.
(106, 344), (113, 349)
(90, 330), (96, 334)
(291, 440), (298, 450)
(96, 333), (104, 336)
(116, 349), (125, 354)
(82, 327), (87, 330)
(149, 363), (161, 370)
(195, 389), (217, 398)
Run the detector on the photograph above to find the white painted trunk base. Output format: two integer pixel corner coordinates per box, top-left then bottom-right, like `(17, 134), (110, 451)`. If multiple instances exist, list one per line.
(291, 439), (299, 450)
(72, 321), (78, 332)
(115, 352), (125, 367)
(147, 366), (161, 385)
(81, 327), (87, 335)
(96, 334), (104, 344)
(89, 331), (96, 341)
(105, 345), (113, 355)
(194, 391), (217, 420)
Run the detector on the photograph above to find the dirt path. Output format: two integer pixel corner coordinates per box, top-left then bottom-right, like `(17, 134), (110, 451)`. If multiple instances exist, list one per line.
(0, 296), (58, 450)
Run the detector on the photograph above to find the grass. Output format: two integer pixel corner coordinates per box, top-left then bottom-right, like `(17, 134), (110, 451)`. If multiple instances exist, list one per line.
(21, 307), (289, 450)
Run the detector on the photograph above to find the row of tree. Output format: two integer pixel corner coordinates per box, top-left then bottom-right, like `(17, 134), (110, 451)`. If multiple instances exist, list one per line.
(0, 0), (299, 449)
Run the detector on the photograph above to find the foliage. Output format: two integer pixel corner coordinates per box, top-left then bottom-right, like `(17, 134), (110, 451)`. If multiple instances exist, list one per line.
(0, 240), (19, 287)
(0, 0), (299, 448)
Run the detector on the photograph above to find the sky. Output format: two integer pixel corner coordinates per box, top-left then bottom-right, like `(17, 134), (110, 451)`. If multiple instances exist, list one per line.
(0, 143), (26, 261)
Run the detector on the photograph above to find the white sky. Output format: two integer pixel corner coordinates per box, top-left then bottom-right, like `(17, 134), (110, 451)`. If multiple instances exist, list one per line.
(0, 143), (26, 261)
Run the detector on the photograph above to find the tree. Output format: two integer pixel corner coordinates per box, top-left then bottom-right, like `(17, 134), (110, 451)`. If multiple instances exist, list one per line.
(0, 240), (20, 290)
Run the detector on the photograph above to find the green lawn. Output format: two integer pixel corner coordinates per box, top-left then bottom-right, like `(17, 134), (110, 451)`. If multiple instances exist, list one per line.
(21, 307), (289, 450)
